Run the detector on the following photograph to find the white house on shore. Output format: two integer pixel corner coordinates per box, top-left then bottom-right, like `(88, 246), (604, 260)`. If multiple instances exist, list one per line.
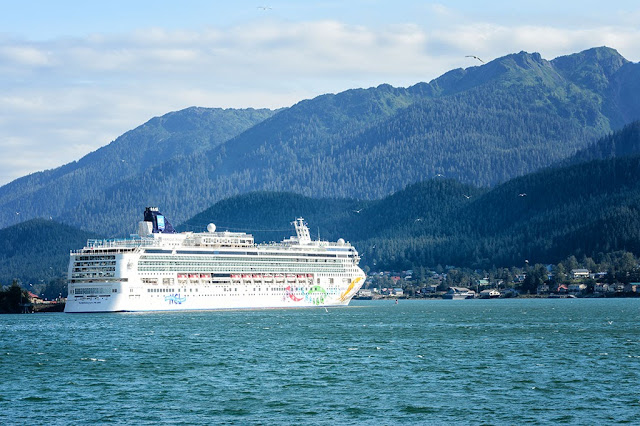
(571, 269), (590, 279)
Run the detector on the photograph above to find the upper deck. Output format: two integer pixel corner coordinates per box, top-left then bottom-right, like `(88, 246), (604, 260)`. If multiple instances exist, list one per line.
(73, 213), (355, 256)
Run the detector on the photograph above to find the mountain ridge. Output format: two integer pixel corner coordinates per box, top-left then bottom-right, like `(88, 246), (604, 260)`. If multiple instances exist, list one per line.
(2, 47), (640, 236)
(3, 122), (640, 284)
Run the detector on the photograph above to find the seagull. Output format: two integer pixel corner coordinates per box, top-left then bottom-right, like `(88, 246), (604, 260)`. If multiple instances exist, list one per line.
(435, 173), (444, 177)
(463, 194), (471, 199)
(414, 218), (423, 222)
(518, 193), (527, 197)
(257, 6), (272, 10)
(353, 208), (363, 213)
(466, 55), (484, 63)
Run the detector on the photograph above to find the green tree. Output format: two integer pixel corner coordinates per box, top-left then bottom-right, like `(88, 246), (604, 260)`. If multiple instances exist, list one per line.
(553, 263), (567, 284)
(0, 281), (29, 314)
(563, 255), (579, 274)
(521, 264), (547, 294)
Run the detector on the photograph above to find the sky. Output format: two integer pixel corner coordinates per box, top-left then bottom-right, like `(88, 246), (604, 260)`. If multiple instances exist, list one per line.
(1, 0), (639, 185)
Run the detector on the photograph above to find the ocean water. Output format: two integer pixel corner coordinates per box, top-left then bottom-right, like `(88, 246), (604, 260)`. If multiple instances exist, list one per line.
(1, 298), (639, 425)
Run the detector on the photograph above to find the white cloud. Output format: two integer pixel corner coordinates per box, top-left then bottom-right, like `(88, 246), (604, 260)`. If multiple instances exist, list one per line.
(1, 19), (640, 185)
(0, 45), (51, 66)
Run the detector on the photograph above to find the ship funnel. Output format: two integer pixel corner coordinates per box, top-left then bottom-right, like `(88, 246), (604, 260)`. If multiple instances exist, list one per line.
(144, 207), (177, 234)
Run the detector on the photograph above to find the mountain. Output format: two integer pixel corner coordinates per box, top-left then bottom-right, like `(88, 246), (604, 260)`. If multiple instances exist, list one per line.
(0, 219), (99, 286)
(0, 107), (275, 231)
(3, 47), (640, 236)
(176, 126), (640, 271)
(185, 153), (640, 272)
(5, 127), (640, 283)
(564, 120), (640, 164)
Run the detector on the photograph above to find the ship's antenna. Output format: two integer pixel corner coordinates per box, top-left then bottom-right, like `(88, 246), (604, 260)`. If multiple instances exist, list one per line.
(318, 227), (320, 241)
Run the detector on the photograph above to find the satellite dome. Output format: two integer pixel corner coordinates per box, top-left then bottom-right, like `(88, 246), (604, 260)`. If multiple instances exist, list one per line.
(207, 223), (216, 233)
(337, 238), (345, 246)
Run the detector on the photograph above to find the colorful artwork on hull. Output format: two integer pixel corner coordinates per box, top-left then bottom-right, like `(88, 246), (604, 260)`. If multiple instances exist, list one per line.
(285, 286), (304, 302)
(283, 285), (327, 305)
(339, 277), (362, 302)
(165, 294), (187, 304)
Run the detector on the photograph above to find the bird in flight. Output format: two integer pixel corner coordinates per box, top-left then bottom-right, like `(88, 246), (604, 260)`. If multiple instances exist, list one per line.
(414, 218), (423, 222)
(435, 173), (444, 177)
(463, 194), (471, 199)
(353, 208), (363, 213)
(465, 55), (484, 63)
(518, 193), (527, 197)
(257, 6), (272, 10)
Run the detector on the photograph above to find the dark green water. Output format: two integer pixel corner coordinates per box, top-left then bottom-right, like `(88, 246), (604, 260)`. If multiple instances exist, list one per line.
(1, 299), (639, 425)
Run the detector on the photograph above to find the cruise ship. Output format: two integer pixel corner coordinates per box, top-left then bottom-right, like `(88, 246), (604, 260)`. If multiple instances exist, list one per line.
(64, 208), (366, 313)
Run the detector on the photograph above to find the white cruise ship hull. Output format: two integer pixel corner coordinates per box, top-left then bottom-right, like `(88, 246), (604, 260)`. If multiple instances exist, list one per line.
(65, 282), (362, 313)
(65, 212), (365, 313)
(65, 272), (364, 313)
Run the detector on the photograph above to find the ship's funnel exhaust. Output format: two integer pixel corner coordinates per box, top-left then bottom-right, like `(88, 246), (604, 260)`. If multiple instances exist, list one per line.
(143, 207), (177, 234)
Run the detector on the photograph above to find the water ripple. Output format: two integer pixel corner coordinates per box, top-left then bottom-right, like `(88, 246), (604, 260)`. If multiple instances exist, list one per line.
(1, 299), (638, 424)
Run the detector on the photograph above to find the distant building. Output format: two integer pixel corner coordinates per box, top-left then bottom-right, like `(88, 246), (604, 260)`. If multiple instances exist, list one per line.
(537, 283), (550, 294)
(612, 283), (625, 292)
(357, 289), (373, 298)
(594, 283), (611, 294)
(421, 285), (439, 293)
(393, 288), (404, 296)
(568, 283), (587, 294)
(28, 291), (44, 304)
(443, 287), (475, 299)
(479, 289), (501, 299)
(571, 269), (590, 279)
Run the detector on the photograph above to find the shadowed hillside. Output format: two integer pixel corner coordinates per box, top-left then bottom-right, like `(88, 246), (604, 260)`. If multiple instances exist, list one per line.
(2, 47), (640, 236)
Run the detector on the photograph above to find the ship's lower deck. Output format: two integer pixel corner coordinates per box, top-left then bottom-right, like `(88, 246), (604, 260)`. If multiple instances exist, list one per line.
(65, 276), (365, 313)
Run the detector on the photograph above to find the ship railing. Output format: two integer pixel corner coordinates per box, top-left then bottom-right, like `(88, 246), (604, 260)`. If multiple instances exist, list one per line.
(83, 238), (155, 249)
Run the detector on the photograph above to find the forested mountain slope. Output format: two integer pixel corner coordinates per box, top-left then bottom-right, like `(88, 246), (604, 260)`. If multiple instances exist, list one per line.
(565, 120), (640, 164)
(5, 128), (640, 283)
(178, 128), (640, 271)
(0, 107), (275, 230)
(0, 219), (99, 286)
(3, 47), (640, 236)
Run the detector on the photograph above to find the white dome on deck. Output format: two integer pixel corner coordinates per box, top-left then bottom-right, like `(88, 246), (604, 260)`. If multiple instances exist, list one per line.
(207, 223), (216, 233)
(337, 238), (345, 246)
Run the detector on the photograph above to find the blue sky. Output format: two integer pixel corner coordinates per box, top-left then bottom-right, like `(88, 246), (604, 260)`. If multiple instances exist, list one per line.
(1, 0), (639, 185)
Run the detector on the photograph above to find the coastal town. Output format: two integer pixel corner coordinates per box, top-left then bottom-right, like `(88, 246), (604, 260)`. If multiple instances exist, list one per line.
(357, 264), (640, 299)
